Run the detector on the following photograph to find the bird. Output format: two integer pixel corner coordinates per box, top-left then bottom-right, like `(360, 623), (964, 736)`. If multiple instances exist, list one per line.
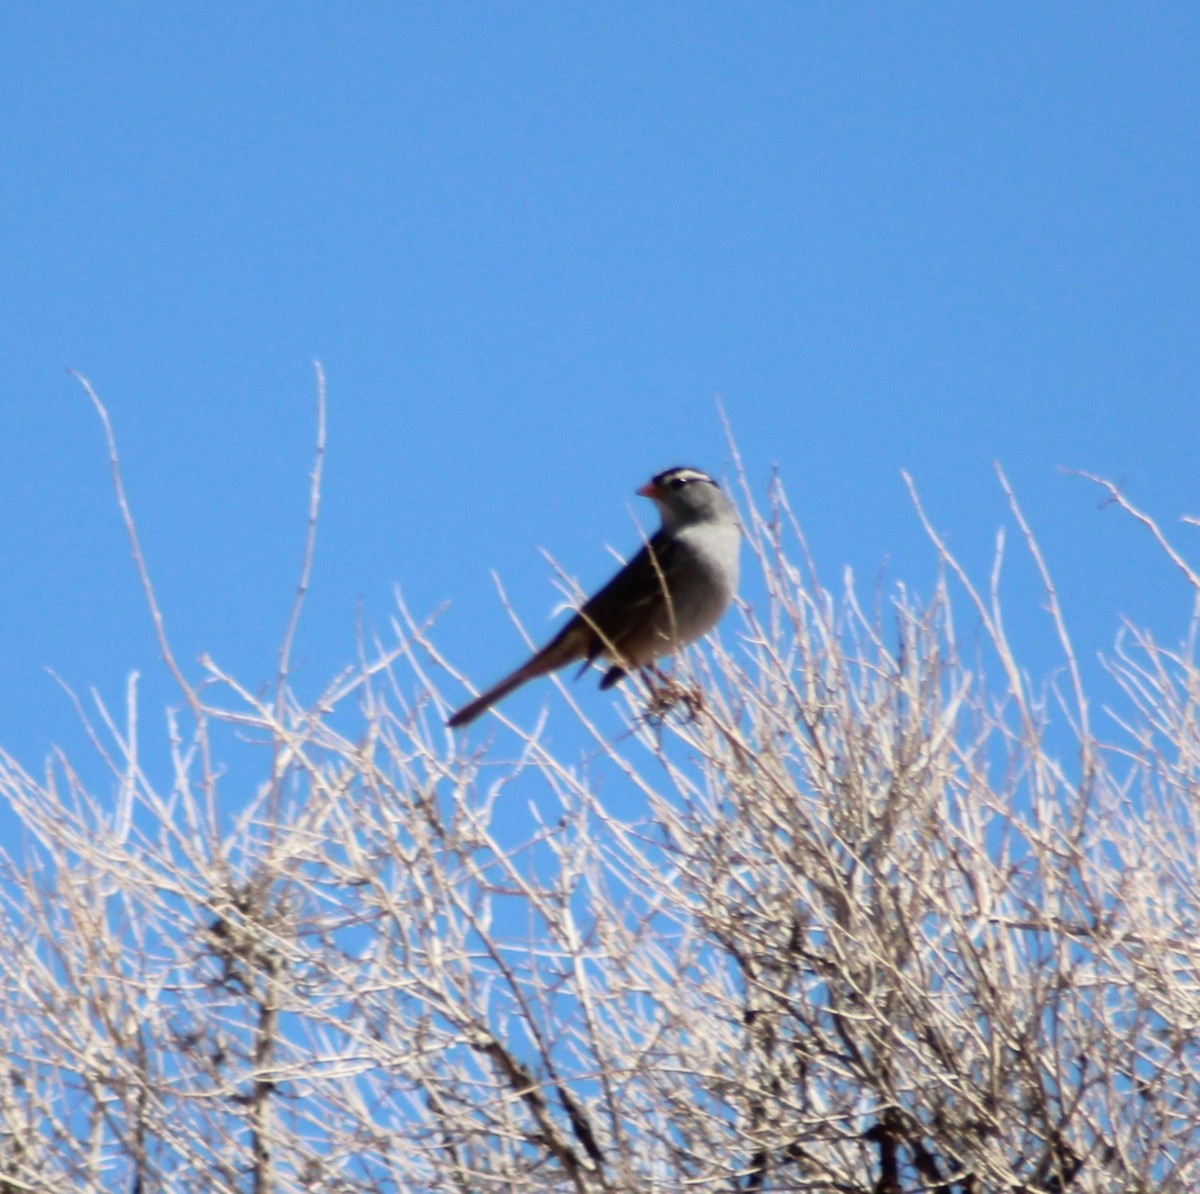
(446, 465), (740, 728)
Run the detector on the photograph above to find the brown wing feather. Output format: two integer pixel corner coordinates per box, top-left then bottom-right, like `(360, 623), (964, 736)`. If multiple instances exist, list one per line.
(447, 532), (685, 726)
(576, 532), (681, 662)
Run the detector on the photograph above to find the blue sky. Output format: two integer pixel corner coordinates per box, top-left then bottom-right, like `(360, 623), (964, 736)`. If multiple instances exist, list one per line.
(2, 5), (1199, 765)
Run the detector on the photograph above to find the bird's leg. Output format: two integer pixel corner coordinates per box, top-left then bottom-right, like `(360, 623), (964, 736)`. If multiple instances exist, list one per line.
(638, 664), (704, 722)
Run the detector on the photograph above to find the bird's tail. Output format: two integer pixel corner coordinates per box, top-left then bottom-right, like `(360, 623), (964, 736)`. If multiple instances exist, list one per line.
(446, 664), (541, 728)
(446, 621), (592, 728)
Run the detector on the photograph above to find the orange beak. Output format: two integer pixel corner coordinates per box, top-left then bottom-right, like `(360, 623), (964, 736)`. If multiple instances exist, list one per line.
(637, 481), (660, 498)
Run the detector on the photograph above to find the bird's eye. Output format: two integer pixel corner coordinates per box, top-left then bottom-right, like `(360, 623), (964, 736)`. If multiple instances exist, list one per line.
(669, 476), (686, 490)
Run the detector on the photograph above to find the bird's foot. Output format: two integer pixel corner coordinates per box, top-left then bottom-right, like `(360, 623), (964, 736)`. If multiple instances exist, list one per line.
(641, 668), (705, 723)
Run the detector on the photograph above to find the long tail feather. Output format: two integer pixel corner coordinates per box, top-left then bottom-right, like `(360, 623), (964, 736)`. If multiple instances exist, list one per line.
(447, 664), (541, 727)
(447, 620), (593, 728)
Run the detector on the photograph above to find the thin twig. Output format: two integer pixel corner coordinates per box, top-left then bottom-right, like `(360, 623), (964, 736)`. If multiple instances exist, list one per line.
(276, 362), (327, 704)
(70, 371), (217, 811)
(1064, 468), (1200, 591)
(995, 464), (1093, 776)
(268, 362), (327, 825)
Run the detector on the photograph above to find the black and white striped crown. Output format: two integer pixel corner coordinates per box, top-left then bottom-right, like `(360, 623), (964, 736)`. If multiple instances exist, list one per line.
(650, 466), (717, 492)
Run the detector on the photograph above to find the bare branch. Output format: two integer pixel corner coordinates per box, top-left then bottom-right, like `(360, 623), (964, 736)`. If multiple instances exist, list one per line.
(4, 426), (1199, 1190)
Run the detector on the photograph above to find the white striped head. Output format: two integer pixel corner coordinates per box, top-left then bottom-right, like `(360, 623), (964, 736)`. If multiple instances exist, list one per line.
(637, 466), (734, 531)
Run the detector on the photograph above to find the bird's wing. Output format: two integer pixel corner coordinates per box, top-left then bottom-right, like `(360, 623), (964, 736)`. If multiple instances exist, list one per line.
(448, 533), (688, 724)
(573, 531), (686, 662)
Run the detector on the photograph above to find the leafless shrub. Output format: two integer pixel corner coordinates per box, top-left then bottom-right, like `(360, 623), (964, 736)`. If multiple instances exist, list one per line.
(0, 377), (1197, 1191)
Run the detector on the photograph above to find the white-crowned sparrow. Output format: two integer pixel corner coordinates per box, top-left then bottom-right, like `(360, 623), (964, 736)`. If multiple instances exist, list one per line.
(447, 466), (740, 728)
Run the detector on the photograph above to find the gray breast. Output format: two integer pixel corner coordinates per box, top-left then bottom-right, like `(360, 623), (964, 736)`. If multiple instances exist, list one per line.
(646, 520), (740, 655)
